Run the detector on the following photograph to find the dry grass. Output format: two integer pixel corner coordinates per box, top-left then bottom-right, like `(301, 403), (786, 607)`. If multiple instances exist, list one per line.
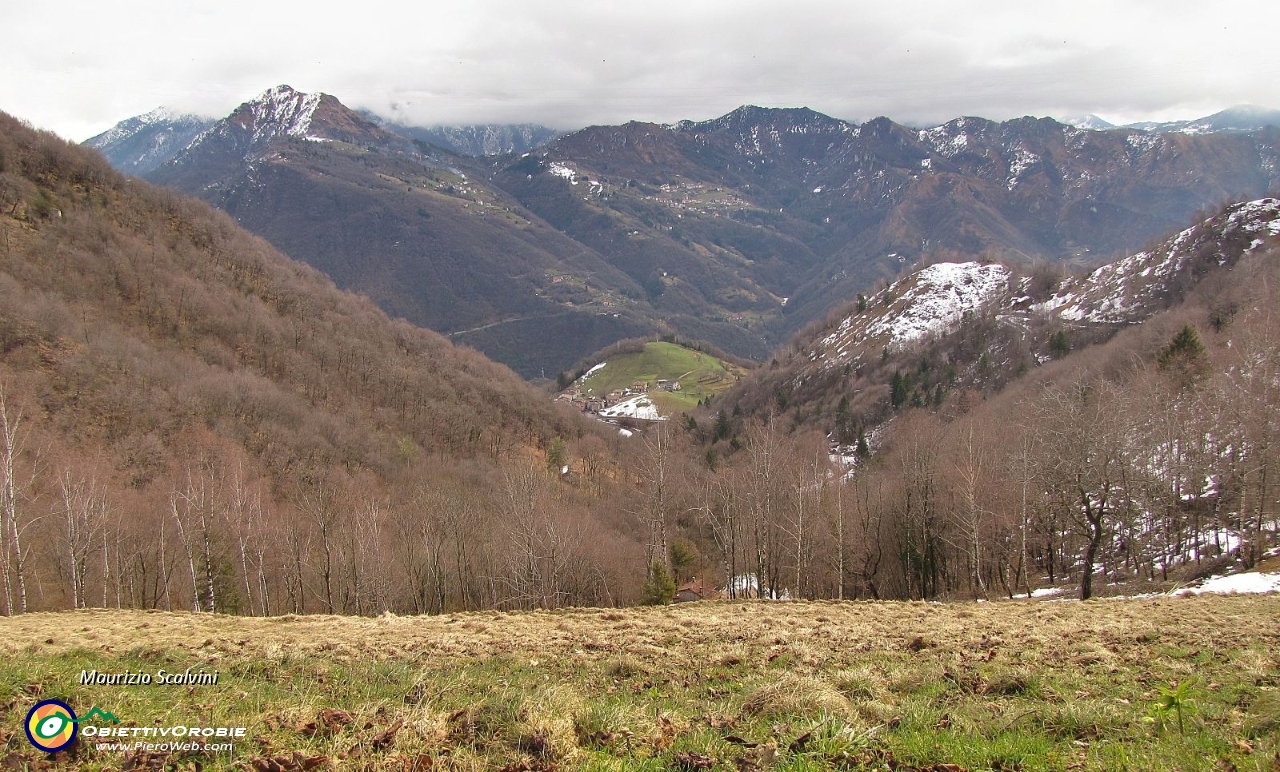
(1, 595), (1278, 770)
(8, 594), (1273, 666)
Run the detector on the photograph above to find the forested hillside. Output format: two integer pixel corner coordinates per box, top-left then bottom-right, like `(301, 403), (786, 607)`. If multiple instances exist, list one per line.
(664, 209), (1280, 601)
(0, 112), (646, 616)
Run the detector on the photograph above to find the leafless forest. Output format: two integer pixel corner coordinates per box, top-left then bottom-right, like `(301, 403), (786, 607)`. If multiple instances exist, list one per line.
(1, 112), (1277, 617)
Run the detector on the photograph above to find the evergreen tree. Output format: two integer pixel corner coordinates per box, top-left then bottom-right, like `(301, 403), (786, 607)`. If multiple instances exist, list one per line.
(640, 560), (676, 605)
(1049, 330), (1070, 357)
(546, 437), (566, 472)
(714, 409), (731, 441)
(1157, 324), (1208, 384)
(1157, 325), (1206, 369)
(890, 370), (909, 409)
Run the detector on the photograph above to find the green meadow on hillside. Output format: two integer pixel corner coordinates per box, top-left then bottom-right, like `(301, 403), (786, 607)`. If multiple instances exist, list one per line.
(575, 341), (746, 413)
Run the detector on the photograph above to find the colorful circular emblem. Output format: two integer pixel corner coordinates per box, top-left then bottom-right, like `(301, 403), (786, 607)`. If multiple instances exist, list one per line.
(25, 699), (77, 753)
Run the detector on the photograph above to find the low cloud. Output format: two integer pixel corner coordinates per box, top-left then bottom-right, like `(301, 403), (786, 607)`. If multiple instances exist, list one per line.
(4, 0), (1277, 140)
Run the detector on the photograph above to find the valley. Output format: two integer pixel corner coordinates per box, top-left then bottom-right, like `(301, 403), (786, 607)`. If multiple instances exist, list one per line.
(2, 101), (1278, 620)
(89, 87), (1280, 377)
(8, 6), (1280, 770)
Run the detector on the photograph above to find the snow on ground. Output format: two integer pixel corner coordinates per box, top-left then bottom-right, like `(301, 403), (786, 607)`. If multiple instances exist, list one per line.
(548, 162), (578, 184)
(249, 86), (322, 143)
(861, 262), (1009, 345)
(812, 261), (1010, 369)
(1035, 198), (1280, 325)
(1005, 147), (1039, 189)
(599, 395), (664, 421)
(1030, 587), (1064, 598)
(581, 362), (606, 379)
(1177, 572), (1280, 596)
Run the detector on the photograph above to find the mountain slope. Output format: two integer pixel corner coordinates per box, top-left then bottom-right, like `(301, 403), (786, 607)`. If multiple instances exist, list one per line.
(493, 108), (1280, 343)
(145, 86), (673, 377)
(721, 198), (1280, 438)
(2, 108), (596, 470)
(0, 110), (641, 613)
(83, 107), (215, 176)
(1126, 104), (1280, 134)
(376, 119), (560, 156)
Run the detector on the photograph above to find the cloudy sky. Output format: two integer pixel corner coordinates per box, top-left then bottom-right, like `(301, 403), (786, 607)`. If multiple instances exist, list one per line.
(7, 0), (1279, 142)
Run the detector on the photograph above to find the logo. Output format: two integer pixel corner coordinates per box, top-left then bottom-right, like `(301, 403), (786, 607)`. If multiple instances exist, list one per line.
(80, 706), (122, 724)
(24, 699), (78, 753)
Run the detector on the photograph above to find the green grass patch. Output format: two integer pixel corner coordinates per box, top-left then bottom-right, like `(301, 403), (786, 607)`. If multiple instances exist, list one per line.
(575, 341), (745, 413)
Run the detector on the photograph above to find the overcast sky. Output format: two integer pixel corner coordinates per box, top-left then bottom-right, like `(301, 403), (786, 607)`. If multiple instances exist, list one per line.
(7, 0), (1279, 142)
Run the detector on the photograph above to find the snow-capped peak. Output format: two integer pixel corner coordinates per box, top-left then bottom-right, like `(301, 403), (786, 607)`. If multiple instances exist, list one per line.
(242, 85), (324, 142)
(87, 106), (212, 147)
(1060, 114), (1116, 131)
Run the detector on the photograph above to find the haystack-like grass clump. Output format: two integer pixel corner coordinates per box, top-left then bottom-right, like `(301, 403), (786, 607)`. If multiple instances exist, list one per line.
(741, 673), (853, 718)
(515, 684), (586, 761)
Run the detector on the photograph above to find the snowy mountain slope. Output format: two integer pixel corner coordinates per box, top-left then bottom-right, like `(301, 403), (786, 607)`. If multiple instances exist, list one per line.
(785, 198), (1280, 383)
(152, 85), (418, 187)
(1126, 105), (1280, 135)
(1034, 198), (1280, 324)
(720, 196), (1280, 457)
(811, 262), (1011, 369)
(83, 107), (214, 175)
(392, 122), (560, 156)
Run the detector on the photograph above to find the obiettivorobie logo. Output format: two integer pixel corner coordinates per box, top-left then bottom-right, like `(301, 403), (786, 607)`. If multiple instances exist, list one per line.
(23, 700), (118, 753)
(25, 700), (247, 755)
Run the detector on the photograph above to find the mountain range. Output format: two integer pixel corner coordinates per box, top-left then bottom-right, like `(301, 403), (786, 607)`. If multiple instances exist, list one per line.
(86, 87), (1280, 378)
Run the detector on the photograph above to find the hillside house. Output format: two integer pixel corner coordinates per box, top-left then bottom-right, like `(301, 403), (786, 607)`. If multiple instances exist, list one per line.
(673, 577), (723, 603)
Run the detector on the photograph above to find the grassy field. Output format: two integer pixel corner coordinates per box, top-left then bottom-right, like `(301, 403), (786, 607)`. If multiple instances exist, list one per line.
(1, 596), (1278, 771)
(576, 342), (746, 413)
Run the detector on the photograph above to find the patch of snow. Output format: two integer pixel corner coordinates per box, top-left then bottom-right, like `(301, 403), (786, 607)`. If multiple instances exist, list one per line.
(548, 162), (578, 184)
(618, 428), (633, 438)
(812, 262), (1009, 368)
(1036, 198), (1280, 325)
(581, 362), (606, 379)
(919, 124), (970, 158)
(725, 574), (792, 600)
(1006, 147), (1039, 190)
(1031, 587), (1064, 598)
(1125, 132), (1160, 153)
(247, 85), (323, 143)
(599, 395), (664, 421)
(862, 262), (1010, 345)
(1177, 572), (1280, 596)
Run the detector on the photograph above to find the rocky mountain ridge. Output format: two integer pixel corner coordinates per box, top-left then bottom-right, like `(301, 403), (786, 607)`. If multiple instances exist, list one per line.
(83, 107), (214, 175)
